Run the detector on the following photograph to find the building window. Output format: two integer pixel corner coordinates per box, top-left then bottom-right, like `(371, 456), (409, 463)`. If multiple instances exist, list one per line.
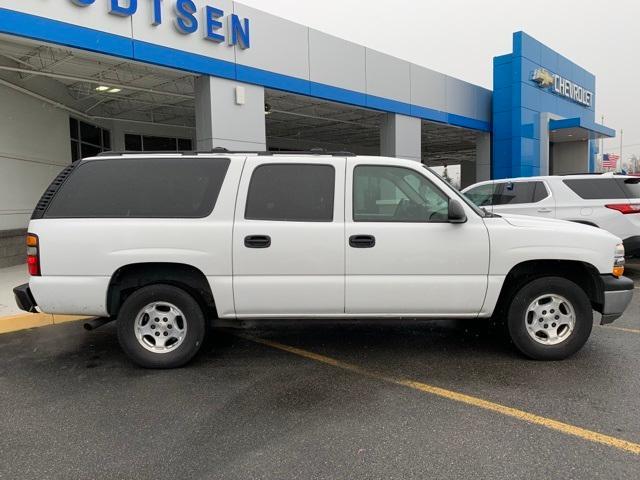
(69, 118), (111, 162)
(124, 134), (193, 152)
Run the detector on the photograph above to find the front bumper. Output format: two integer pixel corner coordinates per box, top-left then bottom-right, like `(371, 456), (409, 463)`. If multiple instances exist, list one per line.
(13, 283), (38, 313)
(600, 275), (634, 325)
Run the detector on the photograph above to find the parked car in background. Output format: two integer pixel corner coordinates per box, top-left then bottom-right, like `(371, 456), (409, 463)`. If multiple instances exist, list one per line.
(463, 173), (640, 257)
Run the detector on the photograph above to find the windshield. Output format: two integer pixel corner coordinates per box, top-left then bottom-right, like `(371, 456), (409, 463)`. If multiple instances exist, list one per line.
(421, 165), (491, 217)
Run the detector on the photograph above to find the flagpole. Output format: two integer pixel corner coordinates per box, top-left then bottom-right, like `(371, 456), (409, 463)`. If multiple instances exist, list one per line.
(620, 129), (623, 172)
(601, 115), (605, 172)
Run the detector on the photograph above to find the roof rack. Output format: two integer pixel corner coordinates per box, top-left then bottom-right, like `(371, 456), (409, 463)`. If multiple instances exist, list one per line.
(562, 172), (625, 176)
(97, 147), (356, 157)
(96, 150), (197, 156)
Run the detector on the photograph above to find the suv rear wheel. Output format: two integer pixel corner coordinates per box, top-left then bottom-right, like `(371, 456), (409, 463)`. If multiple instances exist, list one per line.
(117, 284), (206, 368)
(507, 277), (593, 360)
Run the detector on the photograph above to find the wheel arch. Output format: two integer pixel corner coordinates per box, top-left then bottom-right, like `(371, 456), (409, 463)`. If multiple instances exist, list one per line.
(106, 262), (217, 319)
(493, 259), (604, 319)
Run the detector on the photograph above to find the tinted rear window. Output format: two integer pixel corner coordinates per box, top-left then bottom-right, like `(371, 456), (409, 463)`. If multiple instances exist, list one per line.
(561, 178), (640, 200)
(245, 164), (335, 221)
(43, 157), (230, 218)
(617, 178), (640, 198)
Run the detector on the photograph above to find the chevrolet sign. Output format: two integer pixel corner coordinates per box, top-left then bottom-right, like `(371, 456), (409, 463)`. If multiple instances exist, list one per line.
(532, 68), (593, 108)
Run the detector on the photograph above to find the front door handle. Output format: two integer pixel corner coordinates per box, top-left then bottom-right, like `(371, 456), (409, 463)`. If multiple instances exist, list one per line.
(349, 234), (376, 248)
(244, 235), (271, 248)
(537, 208), (553, 213)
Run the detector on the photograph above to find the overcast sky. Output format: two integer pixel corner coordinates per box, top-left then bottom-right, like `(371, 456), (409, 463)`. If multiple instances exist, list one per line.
(240, 0), (640, 159)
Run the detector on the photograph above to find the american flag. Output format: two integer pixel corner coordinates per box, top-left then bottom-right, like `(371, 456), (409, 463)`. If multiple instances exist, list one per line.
(602, 153), (620, 169)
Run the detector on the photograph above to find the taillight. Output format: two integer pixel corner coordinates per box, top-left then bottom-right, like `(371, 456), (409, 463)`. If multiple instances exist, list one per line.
(605, 203), (640, 214)
(26, 233), (40, 276)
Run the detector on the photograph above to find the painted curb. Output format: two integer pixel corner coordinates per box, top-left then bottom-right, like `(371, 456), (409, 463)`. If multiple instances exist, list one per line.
(0, 313), (90, 334)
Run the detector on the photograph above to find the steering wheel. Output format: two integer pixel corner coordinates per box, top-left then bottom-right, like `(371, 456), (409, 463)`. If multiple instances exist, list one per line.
(428, 202), (448, 221)
(393, 199), (410, 219)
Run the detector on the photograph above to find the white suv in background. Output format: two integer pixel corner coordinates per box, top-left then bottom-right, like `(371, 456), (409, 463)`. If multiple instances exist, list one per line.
(463, 174), (640, 258)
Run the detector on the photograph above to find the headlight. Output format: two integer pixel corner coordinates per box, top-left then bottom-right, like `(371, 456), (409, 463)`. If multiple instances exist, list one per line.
(613, 243), (625, 277)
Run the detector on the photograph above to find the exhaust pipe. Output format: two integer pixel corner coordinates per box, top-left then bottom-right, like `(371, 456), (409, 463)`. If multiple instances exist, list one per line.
(83, 317), (115, 331)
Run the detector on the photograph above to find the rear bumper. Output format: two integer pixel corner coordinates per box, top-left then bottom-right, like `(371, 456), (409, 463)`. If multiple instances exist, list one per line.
(623, 236), (640, 258)
(13, 283), (38, 313)
(600, 275), (634, 325)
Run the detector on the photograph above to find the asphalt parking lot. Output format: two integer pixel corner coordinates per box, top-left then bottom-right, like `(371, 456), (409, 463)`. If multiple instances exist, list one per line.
(1, 268), (640, 479)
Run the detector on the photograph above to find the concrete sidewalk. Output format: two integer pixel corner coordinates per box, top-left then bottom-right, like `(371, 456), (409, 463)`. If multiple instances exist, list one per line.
(0, 264), (27, 316)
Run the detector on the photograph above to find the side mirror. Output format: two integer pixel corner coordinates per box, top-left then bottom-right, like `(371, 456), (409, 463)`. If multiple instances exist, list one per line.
(448, 199), (467, 224)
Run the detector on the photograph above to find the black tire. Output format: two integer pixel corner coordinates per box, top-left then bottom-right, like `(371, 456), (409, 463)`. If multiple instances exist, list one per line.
(117, 284), (206, 368)
(507, 277), (593, 360)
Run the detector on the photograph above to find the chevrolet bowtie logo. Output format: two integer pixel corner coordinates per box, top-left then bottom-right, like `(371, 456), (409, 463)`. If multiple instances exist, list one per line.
(532, 68), (554, 88)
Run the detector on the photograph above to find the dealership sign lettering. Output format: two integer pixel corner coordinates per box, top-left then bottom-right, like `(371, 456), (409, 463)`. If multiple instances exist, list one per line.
(70, 0), (251, 49)
(531, 68), (592, 108)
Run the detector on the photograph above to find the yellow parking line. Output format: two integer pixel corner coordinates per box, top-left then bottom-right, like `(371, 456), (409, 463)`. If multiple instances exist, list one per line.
(602, 325), (640, 334)
(241, 334), (640, 456)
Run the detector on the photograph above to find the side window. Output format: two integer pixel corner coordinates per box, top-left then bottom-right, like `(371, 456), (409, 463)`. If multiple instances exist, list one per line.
(464, 183), (496, 207)
(245, 164), (335, 222)
(532, 182), (549, 202)
(43, 157), (230, 218)
(563, 179), (627, 199)
(353, 165), (449, 222)
(493, 181), (537, 205)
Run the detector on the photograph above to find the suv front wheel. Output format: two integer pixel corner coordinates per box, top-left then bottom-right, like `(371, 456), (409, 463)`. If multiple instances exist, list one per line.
(117, 284), (206, 368)
(507, 276), (593, 360)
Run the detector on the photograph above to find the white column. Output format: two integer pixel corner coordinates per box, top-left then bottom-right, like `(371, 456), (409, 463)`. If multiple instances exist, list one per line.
(539, 113), (551, 176)
(380, 114), (421, 161)
(195, 76), (266, 151)
(475, 132), (491, 182)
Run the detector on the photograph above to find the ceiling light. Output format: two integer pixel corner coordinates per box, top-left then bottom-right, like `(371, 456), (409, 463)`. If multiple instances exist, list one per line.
(107, 88), (122, 93)
(95, 86), (110, 92)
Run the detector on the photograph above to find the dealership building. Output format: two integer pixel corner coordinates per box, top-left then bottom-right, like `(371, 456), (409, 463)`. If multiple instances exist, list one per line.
(0, 1), (615, 266)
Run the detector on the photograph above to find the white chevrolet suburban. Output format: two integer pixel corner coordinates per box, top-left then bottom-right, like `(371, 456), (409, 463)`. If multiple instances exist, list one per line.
(13, 150), (634, 368)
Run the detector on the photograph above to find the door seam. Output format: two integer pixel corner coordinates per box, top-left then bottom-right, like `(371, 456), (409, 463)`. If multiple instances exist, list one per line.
(230, 157), (248, 319)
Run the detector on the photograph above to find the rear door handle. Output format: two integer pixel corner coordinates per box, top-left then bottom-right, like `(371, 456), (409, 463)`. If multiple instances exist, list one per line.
(244, 235), (271, 248)
(537, 208), (553, 213)
(349, 234), (376, 248)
